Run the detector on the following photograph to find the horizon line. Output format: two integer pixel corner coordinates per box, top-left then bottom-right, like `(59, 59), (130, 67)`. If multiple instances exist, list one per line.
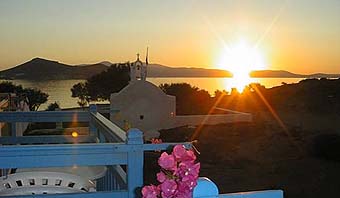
(1, 56), (340, 76)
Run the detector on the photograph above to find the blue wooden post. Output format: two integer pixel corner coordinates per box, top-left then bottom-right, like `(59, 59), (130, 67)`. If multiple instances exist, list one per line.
(11, 122), (16, 137)
(89, 104), (98, 138)
(55, 108), (63, 130)
(193, 177), (219, 198)
(126, 128), (144, 198)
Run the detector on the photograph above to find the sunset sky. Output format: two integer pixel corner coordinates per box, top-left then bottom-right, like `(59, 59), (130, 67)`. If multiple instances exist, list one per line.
(0, 0), (339, 74)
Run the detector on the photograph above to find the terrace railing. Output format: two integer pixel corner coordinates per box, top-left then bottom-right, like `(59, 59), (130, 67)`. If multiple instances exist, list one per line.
(0, 104), (283, 198)
(0, 105), (192, 198)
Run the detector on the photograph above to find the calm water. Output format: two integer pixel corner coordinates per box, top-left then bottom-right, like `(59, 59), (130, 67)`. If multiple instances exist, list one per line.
(3, 78), (303, 109)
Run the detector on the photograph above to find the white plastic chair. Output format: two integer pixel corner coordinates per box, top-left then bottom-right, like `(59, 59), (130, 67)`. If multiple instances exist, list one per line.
(0, 171), (95, 196)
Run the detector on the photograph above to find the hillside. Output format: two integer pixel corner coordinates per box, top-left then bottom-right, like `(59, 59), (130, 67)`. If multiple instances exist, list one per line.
(250, 70), (340, 78)
(148, 64), (232, 77)
(250, 70), (304, 78)
(0, 58), (108, 80)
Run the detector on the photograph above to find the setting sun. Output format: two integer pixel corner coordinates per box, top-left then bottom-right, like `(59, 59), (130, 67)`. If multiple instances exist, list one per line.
(218, 39), (267, 91)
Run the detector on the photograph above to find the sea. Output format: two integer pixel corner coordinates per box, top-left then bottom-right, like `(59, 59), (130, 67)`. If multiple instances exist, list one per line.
(2, 77), (304, 110)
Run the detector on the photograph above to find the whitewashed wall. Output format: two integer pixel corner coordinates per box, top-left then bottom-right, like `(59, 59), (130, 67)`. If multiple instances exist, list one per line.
(110, 81), (176, 137)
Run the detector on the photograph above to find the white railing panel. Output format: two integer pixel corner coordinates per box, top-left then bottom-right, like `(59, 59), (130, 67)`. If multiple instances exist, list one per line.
(91, 112), (127, 142)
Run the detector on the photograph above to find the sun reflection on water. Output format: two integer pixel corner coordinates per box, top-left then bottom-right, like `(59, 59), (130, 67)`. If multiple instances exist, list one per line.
(149, 77), (302, 95)
(227, 74), (253, 92)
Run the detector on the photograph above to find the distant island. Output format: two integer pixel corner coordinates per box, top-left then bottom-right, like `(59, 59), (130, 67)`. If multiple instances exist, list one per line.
(250, 70), (340, 78)
(0, 58), (107, 80)
(0, 57), (338, 80)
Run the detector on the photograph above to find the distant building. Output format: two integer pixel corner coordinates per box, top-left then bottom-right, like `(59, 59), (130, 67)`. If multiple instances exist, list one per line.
(110, 54), (252, 139)
(129, 53), (147, 82)
(110, 80), (176, 139)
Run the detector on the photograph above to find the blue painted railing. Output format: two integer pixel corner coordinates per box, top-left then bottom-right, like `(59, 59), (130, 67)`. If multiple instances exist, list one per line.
(0, 105), (192, 198)
(194, 177), (284, 198)
(0, 105), (283, 198)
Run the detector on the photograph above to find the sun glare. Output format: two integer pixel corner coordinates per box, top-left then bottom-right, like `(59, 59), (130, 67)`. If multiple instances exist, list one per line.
(71, 131), (79, 138)
(218, 39), (266, 91)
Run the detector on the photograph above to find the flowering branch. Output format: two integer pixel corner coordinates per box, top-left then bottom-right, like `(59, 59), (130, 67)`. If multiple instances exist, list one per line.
(142, 145), (200, 198)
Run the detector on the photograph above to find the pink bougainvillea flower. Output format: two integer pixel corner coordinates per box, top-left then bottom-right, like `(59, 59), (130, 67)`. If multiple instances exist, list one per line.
(151, 138), (163, 152)
(158, 152), (176, 170)
(142, 185), (160, 198)
(183, 150), (196, 162)
(178, 161), (200, 177)
(160, 179), (177, 197)
(143, 144), (200, 198)
(173, 145), (187, 160)
(181, 175), (198, 190)
(186, 162), (200, 177)
(175, 192), (192, 198)
(177, 180), (191, 193)
(173, 145), (196, 162)
(157, 171), (166, 183)
(151, 138), (163, 144)
(176, 182), (193, 197)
